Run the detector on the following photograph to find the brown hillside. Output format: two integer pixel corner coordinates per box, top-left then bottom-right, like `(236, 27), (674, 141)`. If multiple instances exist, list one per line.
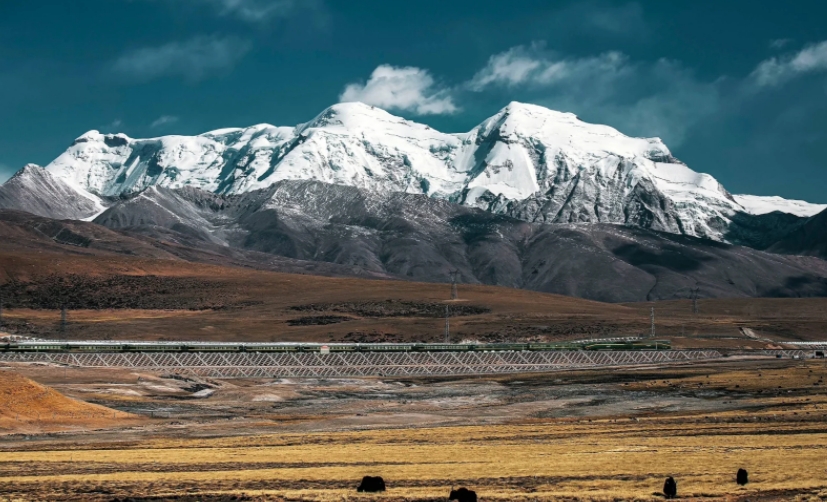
(0, 370), (138, 433)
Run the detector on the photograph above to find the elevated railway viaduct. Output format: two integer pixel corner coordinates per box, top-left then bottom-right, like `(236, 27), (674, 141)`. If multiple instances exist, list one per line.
(1, 349), (812, 378)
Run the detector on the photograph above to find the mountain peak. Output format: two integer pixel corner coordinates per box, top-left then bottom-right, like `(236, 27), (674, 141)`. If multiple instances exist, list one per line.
(302, 101), (411, 131)
(473, 101), (672, 164)
(7, 163), (58, 184)
(18, 163), (45, 174)
(500, 101), (576, 118)
(0, 163), (104, 220)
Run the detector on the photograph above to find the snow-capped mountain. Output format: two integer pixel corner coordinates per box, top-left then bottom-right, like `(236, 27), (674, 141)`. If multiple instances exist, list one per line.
(34, 101), (827, 241)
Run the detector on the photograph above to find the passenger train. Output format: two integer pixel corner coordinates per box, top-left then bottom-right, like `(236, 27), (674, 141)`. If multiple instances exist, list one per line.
(0, 339), (672, 353)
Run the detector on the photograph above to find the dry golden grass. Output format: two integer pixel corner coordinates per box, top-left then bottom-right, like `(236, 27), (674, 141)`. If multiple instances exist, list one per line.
(1, 418), (826, 501)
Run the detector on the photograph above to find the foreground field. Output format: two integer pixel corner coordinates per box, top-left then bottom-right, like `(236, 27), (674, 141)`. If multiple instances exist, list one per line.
(1, 360), (827, 501)
(1, 419), (826, 501)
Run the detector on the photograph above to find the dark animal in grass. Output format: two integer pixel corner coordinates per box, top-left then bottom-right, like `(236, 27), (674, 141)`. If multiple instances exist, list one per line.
(356, 476), (386, 492)
(737, 468), (749, 485)
(663, 476), (677, 499)
(449, 487), (478, 502)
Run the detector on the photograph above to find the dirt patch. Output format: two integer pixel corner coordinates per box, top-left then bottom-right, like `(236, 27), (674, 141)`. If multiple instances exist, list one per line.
(109, 497), (257, 502)
(289, 300), (491, 318)
(0, 370), (139, 433)
(286, 315), (352, 326)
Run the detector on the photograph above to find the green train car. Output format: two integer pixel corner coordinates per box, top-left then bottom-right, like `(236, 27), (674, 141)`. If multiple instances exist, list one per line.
(1, 339), (671, 353)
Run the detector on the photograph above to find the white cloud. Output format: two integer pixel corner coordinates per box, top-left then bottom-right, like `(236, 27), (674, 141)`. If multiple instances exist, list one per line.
(198, 0), (324, 23)
(113, 36), (251, 82)
(573, 2), (646, 36)
(467, 46), (543, 90)
(467, 44), (718, 146)
(108, 119), (123, 129)
(339, 65), (458, 115)
(750, 40), (827, 87)
(469, 44), (630, 91)
(150, 115), (179, 128)
(770, 38), (792, 49)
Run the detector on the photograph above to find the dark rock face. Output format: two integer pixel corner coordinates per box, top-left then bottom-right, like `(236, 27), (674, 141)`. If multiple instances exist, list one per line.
(356, 476), (386, 492)
(449, 487), (478, 502)
(663, 476), (677, 499)
(89, 180), (827, 303)
(768, 208), (827, 260)
(737, 468), (749, 485)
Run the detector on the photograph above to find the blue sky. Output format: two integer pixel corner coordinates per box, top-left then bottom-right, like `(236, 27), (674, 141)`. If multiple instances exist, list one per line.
(1, 0), (826, 201)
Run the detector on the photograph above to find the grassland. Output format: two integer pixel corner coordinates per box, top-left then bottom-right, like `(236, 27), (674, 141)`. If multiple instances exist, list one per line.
(1, 361), (827, 501)
(1, 420), (826, 501)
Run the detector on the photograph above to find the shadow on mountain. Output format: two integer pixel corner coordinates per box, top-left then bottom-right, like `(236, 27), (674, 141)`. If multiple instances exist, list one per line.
(611, 243), (713, 272)
(762, 275), (827, 297)
(723, 210), (806, 249)
(767, 208), (827, 260)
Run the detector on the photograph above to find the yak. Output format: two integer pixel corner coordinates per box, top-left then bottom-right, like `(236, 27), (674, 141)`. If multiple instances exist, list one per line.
(663, 476), (677, 499)
(357, 476), (386, 492)
(449, 487), (478, 502)
(737, 468), (749, 485)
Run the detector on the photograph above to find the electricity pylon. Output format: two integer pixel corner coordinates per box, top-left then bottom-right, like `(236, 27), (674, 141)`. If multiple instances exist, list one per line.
(449, 270), (459, 300)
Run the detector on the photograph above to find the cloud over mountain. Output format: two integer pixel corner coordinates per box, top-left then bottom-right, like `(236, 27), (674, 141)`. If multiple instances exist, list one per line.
(750, 40), (827, 88)
(340, 65), (458, 115)
(113, 36), (251, 82)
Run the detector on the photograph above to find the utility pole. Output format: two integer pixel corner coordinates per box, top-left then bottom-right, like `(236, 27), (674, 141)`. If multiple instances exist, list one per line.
(444, 305), (450, 343)
(449, 270), (459, 300)
(60, 305), (67, 340)
(0, 293), (3, 329)
(691, 286), (700, 315)
(650, 307), (655, 338)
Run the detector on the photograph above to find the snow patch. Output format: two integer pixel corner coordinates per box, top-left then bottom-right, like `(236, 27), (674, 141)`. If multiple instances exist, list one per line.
(733, 194), (827, 217)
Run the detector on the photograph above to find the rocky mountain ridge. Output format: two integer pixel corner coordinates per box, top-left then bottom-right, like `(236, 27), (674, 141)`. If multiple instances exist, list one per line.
(86, 180), (827, 302)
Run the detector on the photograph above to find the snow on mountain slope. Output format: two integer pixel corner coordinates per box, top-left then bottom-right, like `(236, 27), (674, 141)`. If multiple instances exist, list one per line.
(458, 103), (740, 239)
(47, 103), (465, 199)
(733, 194), (827, 217)
(39, 101), (823, 242)
(0, 164), (105, 220)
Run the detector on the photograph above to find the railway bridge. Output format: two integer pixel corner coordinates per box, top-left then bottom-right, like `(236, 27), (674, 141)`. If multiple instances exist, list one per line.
(1, 349), (731, 378)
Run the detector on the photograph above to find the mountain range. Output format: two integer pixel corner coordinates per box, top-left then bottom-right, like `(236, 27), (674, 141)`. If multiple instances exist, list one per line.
(1, 101), (826, 302)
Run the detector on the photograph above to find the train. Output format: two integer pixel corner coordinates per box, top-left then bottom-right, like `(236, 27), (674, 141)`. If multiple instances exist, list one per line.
(0, 339), (672, 353)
